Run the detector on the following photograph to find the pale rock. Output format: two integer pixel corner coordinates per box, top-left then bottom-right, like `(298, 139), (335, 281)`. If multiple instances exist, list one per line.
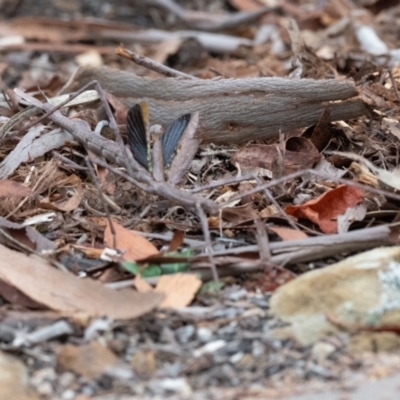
(311, 342), (336, 363)
(0, 350), (40, 400)
(269, 247), (400, 345)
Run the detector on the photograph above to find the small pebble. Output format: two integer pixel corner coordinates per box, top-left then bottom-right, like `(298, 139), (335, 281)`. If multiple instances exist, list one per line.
(197, 327), (213, 343)
(311, 342), (336, 363)
(193, 340), (227, 357)
(59, 372), (75, 388)
(148, 378), (192, 396)
(227, 288), (248, 301)
(175, 325), (195, 344)
(61, 389), (76, 400)
(252, 340), (265, 357)
(229, 352), (244, 364)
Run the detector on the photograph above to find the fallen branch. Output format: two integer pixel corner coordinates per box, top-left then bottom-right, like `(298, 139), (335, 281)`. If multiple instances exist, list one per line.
(75, 67), (370, 144)
(14, 89), (219, 215)
(191, 222), (400, 280)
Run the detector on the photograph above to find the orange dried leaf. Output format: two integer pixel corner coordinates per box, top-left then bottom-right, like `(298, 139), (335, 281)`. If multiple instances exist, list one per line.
(269, 226), (308, 241)
(156, 273), (201, 309)
(285, 185), (363, 234)
(38, 174), (83, 212)
(135, 275), (153, 293)
(228, 0), (262, 11)
(0, 180), (33, 198)
(0, 244), (162, 319)
(104, 221), (159, 261)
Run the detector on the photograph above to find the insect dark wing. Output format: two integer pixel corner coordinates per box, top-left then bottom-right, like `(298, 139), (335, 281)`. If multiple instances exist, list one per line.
(161, 114), (191, 168)
(126, 104), (148, 169)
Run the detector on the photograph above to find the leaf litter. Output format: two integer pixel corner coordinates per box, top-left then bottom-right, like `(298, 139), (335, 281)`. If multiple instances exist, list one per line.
(1, 1), (400, 398)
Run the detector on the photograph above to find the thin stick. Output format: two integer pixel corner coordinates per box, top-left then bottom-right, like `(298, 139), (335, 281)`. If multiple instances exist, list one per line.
(190, 174), (255, 193)
(18, 79), (100, 135)
(196, 203), (219, 285)
(0, 227), (68, 272)
(116, 44), (197, 80)
(388, 69), (400, 103)
(255, 219), (271, 261)
(14, 89), (219, 214)
(85, 157), (117, 249)
(52, 151), (88, 171)
(219, 169), (400, 209)
(255, 176), (300, 231)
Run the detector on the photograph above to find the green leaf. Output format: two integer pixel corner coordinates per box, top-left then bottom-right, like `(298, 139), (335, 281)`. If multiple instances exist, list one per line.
(121, 261), (139, 275)
(121, 261), (162, 277)
(159, 261), (189, 274)
(141, 264), (163, 278)
(199, 281), (225, 295)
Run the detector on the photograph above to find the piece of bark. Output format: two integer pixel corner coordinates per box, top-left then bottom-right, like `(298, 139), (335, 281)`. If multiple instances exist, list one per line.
(75, 67), (369, 144)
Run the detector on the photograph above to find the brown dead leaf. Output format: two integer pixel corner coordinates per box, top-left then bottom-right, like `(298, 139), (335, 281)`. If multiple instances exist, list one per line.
(0, 244), (163, 319)
(131, 349), (157, 378)
(334, 152), (400, 192)
(257, 267), (297, 292)
(134, 275), (153, 293)
(70, 244), (104, 259)
(95, 166), (116, 195)
(348, 162), (379, 188)
(0, 217), (56, 252)
(135, 273), (201, 309)
(228, 0), (262, 11)
(337, 204), (367, 234)
(222, 203), (259, 225)
(268, 226), (308, 241)
(156, 274), (202, 309)
(168, 230), (185, 252)
(259, 205), (279, 218)
(151, 37), (183, 65)
(104, 91), (128, 125)
(104, 221), (159, 261)
(207, 216), (220, 230)
(0, 350), (40, 400)
(231, 137), (320, 177)
(287, 19), (333, 79)
(0, 279), (46, 309)
(0, 180), (33, 198)
(309, 107), (332, 152)
(38, 174), (83, 212)
(57, 341), (118, 379)
(285, 185), (364, 234)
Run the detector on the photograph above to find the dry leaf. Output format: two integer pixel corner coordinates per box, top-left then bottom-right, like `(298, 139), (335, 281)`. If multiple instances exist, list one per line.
(135, 275), (153, 293)
(70, 244), (104, 259)
(168, 230), (185, 252)
(228, 0), (262, 11)
(309, 106), (332, 152)
(0, 180), (33, 198)
(131, 349), (157, 378)
(231, 137), (320, 177)
(135, 273), (202, 309)
(0, 217), (56, 252)
(285, 185), (364, 234)
(333, 152), (400, 192)
(156, 273), (202, 309)
(0, 350), (40, 400)
(269, 226), (308, 241)
(57, 342), (118, 379)
(222, 203), (259, 225)
(104, 221), (159, 261)
(0, 244), (163, 319)
(0, 279), (46, 310)
(38, 174), (83, 212)
(337, 204), (367, 234)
